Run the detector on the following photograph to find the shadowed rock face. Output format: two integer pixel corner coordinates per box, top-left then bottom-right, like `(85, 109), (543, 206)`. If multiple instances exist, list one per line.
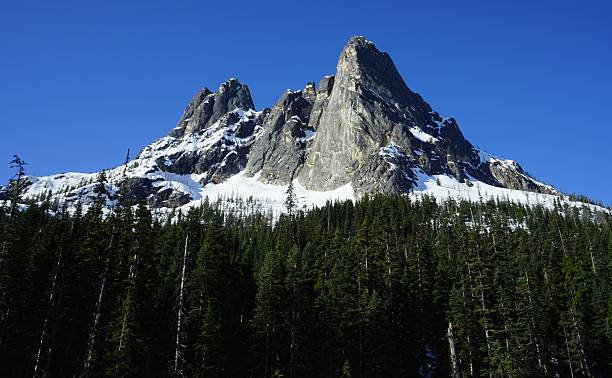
(300, 37), (394, 191)
(293, 36), (552, 198)
(297, 37), (463, 196)
(244, 85), (316, 184)
(7, 36), (558, 211)
(307, 75), (334, 131)
(148, 36), (556, 200)
(170, 78), (255, 137)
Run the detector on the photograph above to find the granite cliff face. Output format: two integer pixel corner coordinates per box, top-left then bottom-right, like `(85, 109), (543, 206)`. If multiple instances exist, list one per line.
(295, 36), (551, 198)
(170, 78), (255, 137)
(9, 36), (571, 213)
(244, 84), (316, 184)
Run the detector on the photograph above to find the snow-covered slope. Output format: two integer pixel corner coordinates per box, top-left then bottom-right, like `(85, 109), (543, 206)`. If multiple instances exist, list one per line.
(15, 154), (605, 219)
(3, 37), (607, 216)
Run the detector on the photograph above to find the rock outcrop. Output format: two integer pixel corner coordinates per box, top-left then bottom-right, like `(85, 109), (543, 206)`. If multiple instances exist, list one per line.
(170, 78), (255, 137)
(7, 36), (566, 212)
(244, 85), (316, 184)
(298, 37), (472, 197)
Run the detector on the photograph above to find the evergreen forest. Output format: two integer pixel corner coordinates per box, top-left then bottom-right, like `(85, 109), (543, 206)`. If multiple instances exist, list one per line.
(1, 171), (611, 377)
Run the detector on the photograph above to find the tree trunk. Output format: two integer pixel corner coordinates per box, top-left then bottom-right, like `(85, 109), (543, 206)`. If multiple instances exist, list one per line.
(174, 233), (189, 374)
(83, 229), (115, 376)
(33, 247), (63, 377)
(447, 322), (460, 378)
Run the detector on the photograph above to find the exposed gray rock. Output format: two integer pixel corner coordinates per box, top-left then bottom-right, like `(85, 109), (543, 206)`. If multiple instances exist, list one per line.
(148, 186), (191, 208)
(353, 145), (417, 197)
(302, 81), (317, 103)
(11, 36), (565, 211)
(170, 78), (255, 137)
(307, 75), (335, 131)
(155, 109), (266, 186)
(486, 159), (554, 194)
(298, 36), (550, 197)
(119, 176), (188, 208)
(299, 36), (436, 191)
(244, 84), (316, 184)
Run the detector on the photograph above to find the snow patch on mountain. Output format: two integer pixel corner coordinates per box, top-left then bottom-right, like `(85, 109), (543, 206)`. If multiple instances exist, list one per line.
(168, 170), (355, 218)
(474, 147), (558, 193)
(409, 126), (439, 144)
(138, 108), (262, 166)
(11, 164), (607, 219)
(409, 169), (601, 213)
(379, 143), (404, 169)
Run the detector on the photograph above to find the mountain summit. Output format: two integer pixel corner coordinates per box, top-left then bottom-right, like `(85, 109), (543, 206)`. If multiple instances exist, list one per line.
(5, 36), (602, 214)
(300, 36), (551, 197)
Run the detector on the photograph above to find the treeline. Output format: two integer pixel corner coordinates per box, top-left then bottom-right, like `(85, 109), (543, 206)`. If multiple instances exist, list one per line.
(0, 175), (611, 377)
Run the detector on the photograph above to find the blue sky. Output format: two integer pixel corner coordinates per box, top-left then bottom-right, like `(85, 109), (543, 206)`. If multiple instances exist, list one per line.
(1, 0), (611, 204)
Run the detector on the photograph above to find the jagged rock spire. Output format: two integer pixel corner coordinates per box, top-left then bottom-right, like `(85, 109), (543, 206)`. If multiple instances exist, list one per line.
(171, 78), (254, 137)
(297, 36), (508, 197)
(245, 83), (316, 184)
(299, 36), (437, 193)
(336, 36), (431, 116)
(12, 36), (563, 212)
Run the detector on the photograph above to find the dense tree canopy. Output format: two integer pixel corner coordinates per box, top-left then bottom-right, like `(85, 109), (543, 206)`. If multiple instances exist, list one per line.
(0, 193), (610, 377)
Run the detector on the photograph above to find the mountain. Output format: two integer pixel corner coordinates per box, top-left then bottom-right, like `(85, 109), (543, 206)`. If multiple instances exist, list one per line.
(4, 36), (604, 214)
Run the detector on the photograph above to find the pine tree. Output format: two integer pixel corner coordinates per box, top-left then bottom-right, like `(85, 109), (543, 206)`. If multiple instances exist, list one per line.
(252, 238), (288, 377)
(284, 243), (316, 377)
(0, 192), (610, 376)
(0, 155), (29, 347)
(105, 203), (157, 376)
(200, 298), (223, 377)
(189, 213), (231, 376)
(7, 155), (27, 215)
(284, 180), (297, 218)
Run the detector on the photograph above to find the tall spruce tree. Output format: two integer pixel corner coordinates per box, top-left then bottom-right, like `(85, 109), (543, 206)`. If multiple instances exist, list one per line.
(0, 189), (610, 377)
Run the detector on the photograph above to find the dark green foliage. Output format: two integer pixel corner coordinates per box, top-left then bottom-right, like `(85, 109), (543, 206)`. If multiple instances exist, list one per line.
(0, 195), (610, 377)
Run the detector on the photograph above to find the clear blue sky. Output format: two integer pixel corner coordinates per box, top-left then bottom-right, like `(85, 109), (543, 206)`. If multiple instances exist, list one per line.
(1, 0), (610, 204)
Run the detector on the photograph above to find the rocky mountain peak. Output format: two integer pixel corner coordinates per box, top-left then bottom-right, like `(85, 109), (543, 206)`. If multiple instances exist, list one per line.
(302, 81), (317, 103)
(336, 36), (430, 113)
(170, 78), (254, 137)
(244, 84), (317, 184)
(316, 75), (335, 97)
(299, 36), (434, 192)
(11, 36), (593, 215)
(297, 36), (550, 197)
